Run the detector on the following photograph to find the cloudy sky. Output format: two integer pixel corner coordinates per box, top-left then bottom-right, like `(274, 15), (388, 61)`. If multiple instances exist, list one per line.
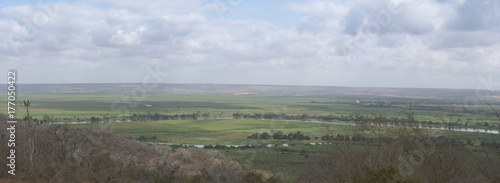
(1, 0), (500, 89)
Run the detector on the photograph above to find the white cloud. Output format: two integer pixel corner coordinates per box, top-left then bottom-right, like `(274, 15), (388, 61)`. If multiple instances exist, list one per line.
(0, 0), (498, 89)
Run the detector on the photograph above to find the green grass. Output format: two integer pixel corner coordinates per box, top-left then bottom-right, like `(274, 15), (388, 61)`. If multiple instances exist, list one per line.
(69, 119), (350, 144)
(2, 92), (499, 181)
(3, 93), (499, 128)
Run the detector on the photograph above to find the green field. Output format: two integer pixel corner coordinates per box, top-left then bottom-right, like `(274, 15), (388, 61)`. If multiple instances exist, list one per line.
(2, 84), (500, 181)
(3, 93), (500, 129)
(69, 119), (350, 144)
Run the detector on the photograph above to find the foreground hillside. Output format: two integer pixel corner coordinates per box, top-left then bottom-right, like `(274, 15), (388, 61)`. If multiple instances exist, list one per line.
(0, 115), (278, 182)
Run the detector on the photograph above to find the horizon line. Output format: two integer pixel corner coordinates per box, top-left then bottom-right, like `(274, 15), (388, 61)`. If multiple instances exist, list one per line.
(0, 82), (480, 91)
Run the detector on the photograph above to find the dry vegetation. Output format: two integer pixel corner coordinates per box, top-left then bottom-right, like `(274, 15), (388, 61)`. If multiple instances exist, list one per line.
(1, 109), (499, 182)
(299, 112), (500, 183)
(0, 115), (280, 183)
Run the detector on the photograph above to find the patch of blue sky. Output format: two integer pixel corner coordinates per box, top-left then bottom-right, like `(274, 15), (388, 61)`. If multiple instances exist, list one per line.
(0, 0), (37, 8)
(207, 0), (304, 28)
(0, 0), (70, 9)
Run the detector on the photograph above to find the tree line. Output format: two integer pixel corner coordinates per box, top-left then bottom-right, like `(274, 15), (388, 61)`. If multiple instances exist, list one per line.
(247, 131), (312, 141)
(75, 111), (499, 130)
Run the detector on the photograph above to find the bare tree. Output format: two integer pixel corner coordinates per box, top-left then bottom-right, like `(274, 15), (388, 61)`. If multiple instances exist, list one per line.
(23, 100), (36, 173)
(300, 110), (500, 183)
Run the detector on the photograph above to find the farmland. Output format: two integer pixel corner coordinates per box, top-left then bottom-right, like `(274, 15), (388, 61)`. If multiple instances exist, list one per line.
(3, 83), (500, 128)
(1, 83), (500, 181)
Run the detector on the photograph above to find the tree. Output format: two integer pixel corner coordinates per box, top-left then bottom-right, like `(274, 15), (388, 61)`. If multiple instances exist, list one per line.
(344, 135), (350, 141)
(260, 132), (271, 140)
(335, 134), (344, 141)
(247, 133), (260, 140)
(24, 100), (31, 126)
(23, 100), (35, 172)
(467, 139), (474, 146)
(272, 131), (284, 140)
(293, 131), (306, 140)
(233, 111), (242, 119)
(90, 116), (100, 123)
(137, 136), (147, 141)
(43, 114), (51, 122)
(299, 112), (500, 182)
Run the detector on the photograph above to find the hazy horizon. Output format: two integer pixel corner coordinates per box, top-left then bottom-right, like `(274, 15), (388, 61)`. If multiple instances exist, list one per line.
(2, 82), (488, 91)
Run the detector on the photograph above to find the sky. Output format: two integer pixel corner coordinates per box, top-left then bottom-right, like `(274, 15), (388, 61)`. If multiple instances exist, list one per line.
(1, 0), (500, 89)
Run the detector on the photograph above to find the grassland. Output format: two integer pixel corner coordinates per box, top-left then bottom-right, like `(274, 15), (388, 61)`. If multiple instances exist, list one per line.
(69, 119), (352, 144)
(3, 92), (500, 128)
(1, 84), (499, 180)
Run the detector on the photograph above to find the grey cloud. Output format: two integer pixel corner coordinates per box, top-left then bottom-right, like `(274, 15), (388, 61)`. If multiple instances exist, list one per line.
(140, 19), (177, 44)
(376, 33), (411, 48)
(300, 0), (439, 37)
(447, 0), (500, 31)
(382, 12), (436, 35)
(341, 7), (366, 36)
(90, 25), (115, 47)
(1, 0), (499, 89)
(426, 31), (500, 49)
